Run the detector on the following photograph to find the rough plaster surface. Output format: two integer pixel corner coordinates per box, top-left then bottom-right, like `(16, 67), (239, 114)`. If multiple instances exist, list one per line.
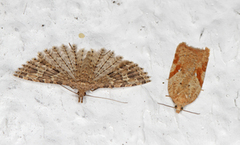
(1, 0), (240, 144)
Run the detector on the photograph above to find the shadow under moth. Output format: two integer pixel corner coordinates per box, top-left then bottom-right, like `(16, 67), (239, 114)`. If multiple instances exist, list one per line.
(167, 42), (210, 113)
(14, 44), (151, 103)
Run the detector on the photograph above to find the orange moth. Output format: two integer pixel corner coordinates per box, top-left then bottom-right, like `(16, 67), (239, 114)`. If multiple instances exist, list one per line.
(167, 42), (210, 113)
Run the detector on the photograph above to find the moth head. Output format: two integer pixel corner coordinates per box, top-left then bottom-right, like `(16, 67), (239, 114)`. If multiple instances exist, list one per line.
(175, 105), (183, 113)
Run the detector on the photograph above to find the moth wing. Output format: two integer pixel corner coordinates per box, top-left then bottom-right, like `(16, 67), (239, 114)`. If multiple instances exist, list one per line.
(95, 60), (150, 88)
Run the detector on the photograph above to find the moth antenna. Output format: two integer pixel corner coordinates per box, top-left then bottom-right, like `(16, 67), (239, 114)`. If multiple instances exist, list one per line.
(157, 103), (200, 115)
(85, 95), (128, 104)
(157, 102), (175, 108)
(61, 85), (127, 104)
(182, 109), (200, 115)
(61, 85), (78, 94)
(166, 95), (170, 97)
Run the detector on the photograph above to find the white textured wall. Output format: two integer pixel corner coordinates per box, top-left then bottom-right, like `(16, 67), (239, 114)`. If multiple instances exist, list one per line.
(1, 0), (240, 144)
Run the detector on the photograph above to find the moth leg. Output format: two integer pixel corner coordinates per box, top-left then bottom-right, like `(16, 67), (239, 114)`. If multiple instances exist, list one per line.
(166, 95), (170, 97)
(78, 96), (83, 103)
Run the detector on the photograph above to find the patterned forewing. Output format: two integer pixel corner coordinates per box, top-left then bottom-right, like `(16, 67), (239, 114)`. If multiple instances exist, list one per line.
(76, 48), (86, 81)
(96, 60), (150, 88)
(79, 49), (96, 82)
(94, 50), (115, 78)
(50, 47), (75, 79)
(14, 44), (151, 93)
(59, 45), (76, 78)
(93, 51), (123, 81)
(67, 44), (78, 76)
(42, 48), (73, 81)
(14, 57), (66, 84)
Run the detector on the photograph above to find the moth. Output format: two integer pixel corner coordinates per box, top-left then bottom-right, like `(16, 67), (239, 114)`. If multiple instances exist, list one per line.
(167, 42), (210, 113)
(14, 44), (151, 103)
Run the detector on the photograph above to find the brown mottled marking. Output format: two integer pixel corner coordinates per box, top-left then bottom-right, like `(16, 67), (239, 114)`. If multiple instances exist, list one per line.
(196, 68), (204, 87)
(168, 42), (210, 113)
(14, 44), (151, 103)
(169, 64), (181, 79)
(173, 53), (179, 64)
